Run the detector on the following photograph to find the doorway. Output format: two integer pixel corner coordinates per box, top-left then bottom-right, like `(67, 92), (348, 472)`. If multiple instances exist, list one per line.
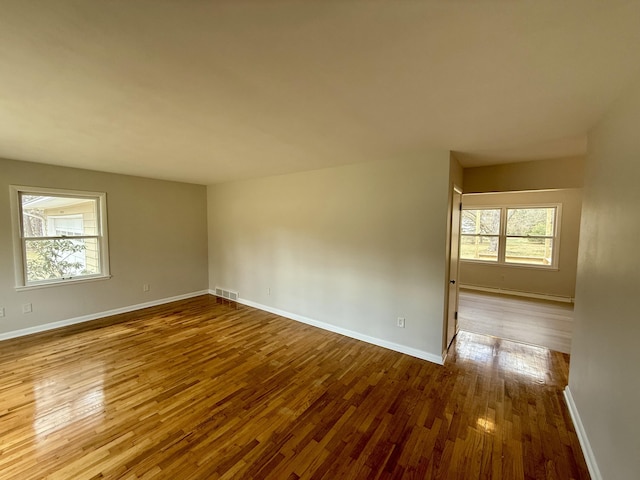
(455, 188), (582, 353)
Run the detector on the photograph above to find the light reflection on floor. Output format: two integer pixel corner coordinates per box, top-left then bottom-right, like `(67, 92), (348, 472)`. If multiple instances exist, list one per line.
(476, 415), (495, 433)
(33, 363), (106, 442)
(454, 330), (551, 383)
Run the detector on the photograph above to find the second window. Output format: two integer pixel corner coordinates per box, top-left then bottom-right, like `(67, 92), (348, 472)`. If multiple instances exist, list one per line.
(460, 205), (559, 268)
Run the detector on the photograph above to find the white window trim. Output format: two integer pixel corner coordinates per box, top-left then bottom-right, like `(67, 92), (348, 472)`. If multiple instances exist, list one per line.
(460, 203), (562, 270)
(10, 185), (111, 289)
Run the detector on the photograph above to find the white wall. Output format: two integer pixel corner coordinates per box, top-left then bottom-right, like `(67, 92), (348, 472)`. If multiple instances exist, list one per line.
(208, 153), (451, 360)
(0, 158), (209, 336)
(568, 79), (640, 479)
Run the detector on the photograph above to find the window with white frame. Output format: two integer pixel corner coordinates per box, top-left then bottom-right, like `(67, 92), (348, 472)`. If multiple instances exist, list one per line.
(11, 186), (110, 288)
(460, 205), (560, 267)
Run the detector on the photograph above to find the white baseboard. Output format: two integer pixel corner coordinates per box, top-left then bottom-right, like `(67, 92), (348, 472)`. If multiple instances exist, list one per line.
(459, 284), (574, 303)
(209, 290), (443, 365)
(563, 387), (602, 480)
(0, 290), (210, 342)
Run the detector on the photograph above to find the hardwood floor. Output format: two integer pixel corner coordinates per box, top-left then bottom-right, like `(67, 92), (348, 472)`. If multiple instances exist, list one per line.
(0, 295), (589, 479)
(458, 289), (574, 354)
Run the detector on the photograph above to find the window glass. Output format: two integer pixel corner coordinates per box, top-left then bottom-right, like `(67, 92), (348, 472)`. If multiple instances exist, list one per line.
(13, 187), (108, 288)
(25, 238), (101, 282)
(506, 208), (555, 237)
(461, 209), (500, 235)
(505, 237), (554, 266)
(460, 236), (499, 262)
(21, 195), (98, 237)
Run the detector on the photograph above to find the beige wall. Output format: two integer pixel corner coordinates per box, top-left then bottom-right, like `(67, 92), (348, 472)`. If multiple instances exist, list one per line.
(208, 153), (451, 359)
(459, 189), (582, 298)
(464, 156), (585, 193)
(449, 153), (464, 191)
(0, 158), (209, 335)
(568, 79), (640, 479)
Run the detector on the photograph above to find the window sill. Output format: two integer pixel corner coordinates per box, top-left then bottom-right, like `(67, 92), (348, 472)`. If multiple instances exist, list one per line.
(15, 275), (112, 292)
(460, 260), (559, 271)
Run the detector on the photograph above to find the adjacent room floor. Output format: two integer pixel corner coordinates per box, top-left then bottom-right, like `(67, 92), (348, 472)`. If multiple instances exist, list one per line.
(0, 296), (588, 479)
(458, 289), (574, 354)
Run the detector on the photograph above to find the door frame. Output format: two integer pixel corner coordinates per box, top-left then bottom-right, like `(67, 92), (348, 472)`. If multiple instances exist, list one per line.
(444, 185), (463, 355)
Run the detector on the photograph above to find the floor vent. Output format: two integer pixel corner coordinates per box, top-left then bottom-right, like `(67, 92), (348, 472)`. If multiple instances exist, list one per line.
(214, 287), (238, 301)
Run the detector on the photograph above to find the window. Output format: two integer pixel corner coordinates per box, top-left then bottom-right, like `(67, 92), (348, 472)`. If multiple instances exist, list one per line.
(460, 208), (501, 262)
(11, 186), (110, 288)
(461, 205), (559, 268)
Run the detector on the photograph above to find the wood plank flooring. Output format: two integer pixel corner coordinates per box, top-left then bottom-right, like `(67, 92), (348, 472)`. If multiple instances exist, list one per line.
(458, 289), (574, 354)
(0, 295), (589, 479)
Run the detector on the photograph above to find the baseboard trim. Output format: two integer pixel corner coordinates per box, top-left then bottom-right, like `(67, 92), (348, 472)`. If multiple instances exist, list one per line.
(209, 291), (443, 365)
(459, 284), (574, 303)
(563, 387), (602, 480)
(0, 290), (210, 342)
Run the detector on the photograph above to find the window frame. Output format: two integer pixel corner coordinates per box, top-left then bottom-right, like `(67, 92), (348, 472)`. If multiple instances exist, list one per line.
(459, 207), (502, 263)
(10, 185), (111, 290)
(460, 203), (561, 269)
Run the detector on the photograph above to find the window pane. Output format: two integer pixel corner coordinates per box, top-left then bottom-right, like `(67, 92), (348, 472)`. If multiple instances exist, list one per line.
(460, 235), (499, 262)
(461, 209), (501, 235)
(506, 208), (555, 237)
(21, 195), (98, 237)
(505, 237), (553, 265)
(25, 238), (101, 282)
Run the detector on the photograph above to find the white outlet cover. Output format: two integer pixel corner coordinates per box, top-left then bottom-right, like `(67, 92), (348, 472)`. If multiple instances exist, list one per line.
(397, 317), (405, 328)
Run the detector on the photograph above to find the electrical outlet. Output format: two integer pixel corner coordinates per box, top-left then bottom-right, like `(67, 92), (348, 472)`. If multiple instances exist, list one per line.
(0, 307), (5, 317)
(397, 317), (405, 328)
(267, 287), (271, 296)
(22, 303), (32, 314)
(143, 284), (150, 292)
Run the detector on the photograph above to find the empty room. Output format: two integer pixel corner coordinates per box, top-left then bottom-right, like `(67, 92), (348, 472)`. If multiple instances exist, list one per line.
(1, 2), (639, 479)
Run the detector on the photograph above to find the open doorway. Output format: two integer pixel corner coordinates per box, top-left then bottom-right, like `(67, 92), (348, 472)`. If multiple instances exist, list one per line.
(456, 188), (582, 353)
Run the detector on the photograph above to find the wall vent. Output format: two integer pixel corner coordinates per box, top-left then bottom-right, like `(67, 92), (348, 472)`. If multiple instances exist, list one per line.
(214, 287), (238, 302)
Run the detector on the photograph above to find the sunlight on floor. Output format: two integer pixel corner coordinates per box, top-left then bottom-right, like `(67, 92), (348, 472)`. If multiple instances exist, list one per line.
(34, 365), (106, 442)
(455, 331), (550, 383)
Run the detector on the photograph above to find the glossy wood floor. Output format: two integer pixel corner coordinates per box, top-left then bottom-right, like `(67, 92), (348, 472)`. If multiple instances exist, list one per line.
(458, 289), (574, 354)
(0, 295), (589, 479)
